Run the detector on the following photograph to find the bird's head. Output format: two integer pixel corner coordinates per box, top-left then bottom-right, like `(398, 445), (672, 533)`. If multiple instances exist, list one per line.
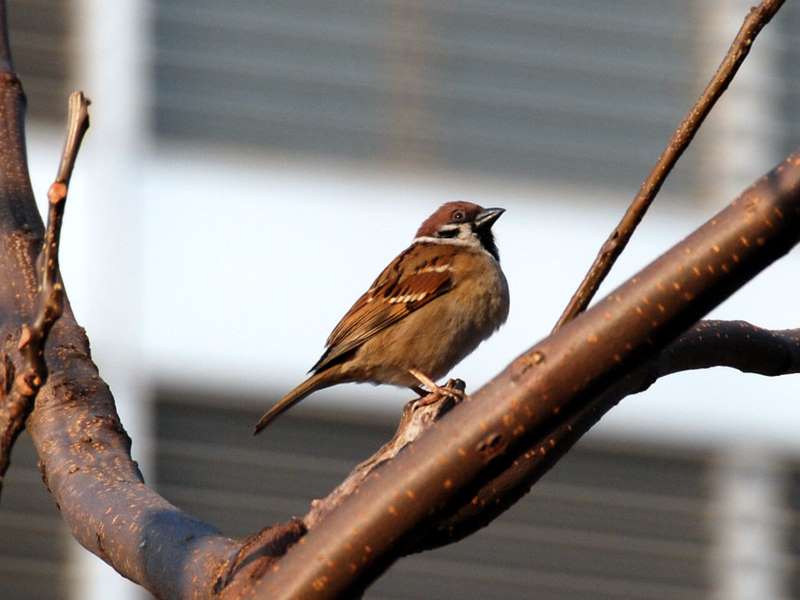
(415, 201), (505, 261)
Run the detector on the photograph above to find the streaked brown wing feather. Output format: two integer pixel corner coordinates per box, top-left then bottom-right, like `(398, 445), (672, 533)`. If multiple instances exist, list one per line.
(311, 245), (454, 372)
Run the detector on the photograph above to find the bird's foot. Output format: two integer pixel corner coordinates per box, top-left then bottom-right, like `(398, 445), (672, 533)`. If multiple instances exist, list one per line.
(408, 369), (466, 406)
(440, 378), (466, 403)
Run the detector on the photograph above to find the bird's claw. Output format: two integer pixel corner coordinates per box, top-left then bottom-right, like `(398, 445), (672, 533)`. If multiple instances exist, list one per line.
(411, 378), (466, 408)
(434, 379), (465, 402)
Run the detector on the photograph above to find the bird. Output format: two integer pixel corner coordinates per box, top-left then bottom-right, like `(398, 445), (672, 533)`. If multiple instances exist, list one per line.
(253, 201), (510, 434)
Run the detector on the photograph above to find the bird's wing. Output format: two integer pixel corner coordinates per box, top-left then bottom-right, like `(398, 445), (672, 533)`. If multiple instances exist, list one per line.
(310, 244), (456, 373)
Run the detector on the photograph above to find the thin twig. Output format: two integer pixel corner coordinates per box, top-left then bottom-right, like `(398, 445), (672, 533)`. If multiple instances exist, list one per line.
(0, 91), (90, 490)
(552, 0), (786, 332)
(55, 91), (91, 185)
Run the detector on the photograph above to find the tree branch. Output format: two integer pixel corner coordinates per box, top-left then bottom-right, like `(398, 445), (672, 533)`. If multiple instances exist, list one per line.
(640, 319), (800, 378)
(218, 381), (465, 589)
(223, 319), (799, 566)
(220, 319), (800, 586)
(0, 92), (91, 488)
(0, 12), (241, 595)
(0, 0), (37, 491)
(220, 320), (799, 567)
(235, 150), (800, 598)
(418, 319), (800, 550)
(553, 0), (786, 331)
(304, 379), (466, 531)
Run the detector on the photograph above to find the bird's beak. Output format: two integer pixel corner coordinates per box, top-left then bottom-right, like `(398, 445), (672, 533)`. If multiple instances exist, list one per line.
(475, 207), (505, 229)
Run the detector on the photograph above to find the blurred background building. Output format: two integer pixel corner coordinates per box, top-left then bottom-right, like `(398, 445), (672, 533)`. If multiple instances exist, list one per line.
(1, 0), (799, 598)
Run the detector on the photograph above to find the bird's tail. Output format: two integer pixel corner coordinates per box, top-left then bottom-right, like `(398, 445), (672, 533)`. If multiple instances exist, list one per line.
(253, 370), (343, 435)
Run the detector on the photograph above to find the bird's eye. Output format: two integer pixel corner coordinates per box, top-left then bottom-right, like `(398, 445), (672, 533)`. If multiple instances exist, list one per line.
(452, 210), (465, 222)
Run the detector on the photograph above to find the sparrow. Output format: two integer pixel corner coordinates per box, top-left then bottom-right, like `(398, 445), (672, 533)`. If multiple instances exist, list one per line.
(254, 201), (510, 434)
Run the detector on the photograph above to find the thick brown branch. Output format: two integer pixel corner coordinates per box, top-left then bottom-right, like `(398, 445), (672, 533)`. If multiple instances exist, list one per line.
(223, 320), (797, 562)
(0, 1), (40, 491)
(305, 380), (465, 530)
(419, 320), (800, 550)
(553, 0), (786, 331)
(0, 8), (282, 598)
(217, 381), (465, 590)
(219, 320), (800, 585)
(237, 151), (800, 598)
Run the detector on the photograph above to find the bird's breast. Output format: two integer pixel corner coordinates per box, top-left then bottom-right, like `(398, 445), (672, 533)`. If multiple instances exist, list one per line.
(352, 252), (509, 386)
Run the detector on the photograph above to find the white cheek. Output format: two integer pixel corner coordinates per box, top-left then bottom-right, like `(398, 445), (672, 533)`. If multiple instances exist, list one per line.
(457, 228), (479, 244)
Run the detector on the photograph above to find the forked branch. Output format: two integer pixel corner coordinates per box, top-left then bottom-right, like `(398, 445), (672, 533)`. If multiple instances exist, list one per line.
(0, 91), (90, 489)
(421, 319), (800, 548)
(220, 319), (800, 583)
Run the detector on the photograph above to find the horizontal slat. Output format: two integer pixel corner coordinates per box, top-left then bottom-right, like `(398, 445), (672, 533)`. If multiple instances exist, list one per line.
(776, 2), (800, 159)
(150, 0), (699, 190)
(8, 0), (70, 122)
(157, 438), (712, 516)
(0, 434), (69, 598)
(154, 3), (694, 83)
(381, 554), (704, 600)
(153, 49), (685, 129)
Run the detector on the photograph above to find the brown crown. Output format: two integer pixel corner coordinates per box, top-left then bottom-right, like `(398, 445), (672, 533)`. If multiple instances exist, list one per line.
(415, 201), (485, 237)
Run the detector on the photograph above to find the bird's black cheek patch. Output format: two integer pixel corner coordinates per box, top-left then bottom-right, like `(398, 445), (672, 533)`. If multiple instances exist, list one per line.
(437, 229), (459, 239)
